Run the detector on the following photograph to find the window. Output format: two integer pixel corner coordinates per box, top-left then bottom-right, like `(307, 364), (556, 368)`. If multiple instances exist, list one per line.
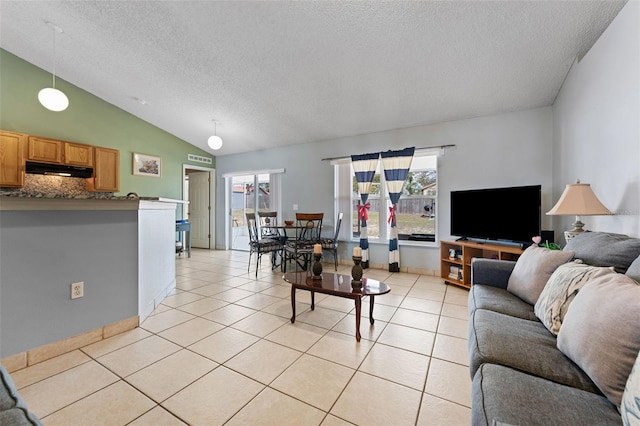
(396, 155), (437, 241)
(334, 152), (437, 244)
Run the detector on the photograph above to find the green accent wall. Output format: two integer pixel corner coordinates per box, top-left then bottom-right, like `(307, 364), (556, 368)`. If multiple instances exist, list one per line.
(0, 49), (214, 199)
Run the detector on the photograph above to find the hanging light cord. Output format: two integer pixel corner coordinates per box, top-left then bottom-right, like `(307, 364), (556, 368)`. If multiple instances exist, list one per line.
(52, 24), (57, 88)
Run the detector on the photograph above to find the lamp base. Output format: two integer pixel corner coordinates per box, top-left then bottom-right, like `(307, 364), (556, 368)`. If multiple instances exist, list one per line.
(563, 217), (587, 244)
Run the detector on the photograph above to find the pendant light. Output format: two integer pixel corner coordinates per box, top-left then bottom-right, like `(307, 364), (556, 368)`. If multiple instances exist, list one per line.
(38, 21), (69, 112)
(207, 121), (223, 150)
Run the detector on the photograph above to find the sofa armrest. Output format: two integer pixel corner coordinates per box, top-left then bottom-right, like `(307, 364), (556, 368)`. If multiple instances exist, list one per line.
(471, 258), (516, 289)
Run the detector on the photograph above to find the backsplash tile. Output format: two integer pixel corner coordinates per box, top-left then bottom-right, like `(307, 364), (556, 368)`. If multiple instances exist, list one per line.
(0, 175), (113, 198)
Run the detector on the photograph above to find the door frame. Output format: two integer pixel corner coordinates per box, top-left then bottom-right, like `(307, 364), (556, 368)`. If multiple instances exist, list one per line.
(182, 164), (216, 250)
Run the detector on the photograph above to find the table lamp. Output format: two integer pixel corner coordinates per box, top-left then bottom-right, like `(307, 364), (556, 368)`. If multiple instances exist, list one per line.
(546, 180), (613, 243)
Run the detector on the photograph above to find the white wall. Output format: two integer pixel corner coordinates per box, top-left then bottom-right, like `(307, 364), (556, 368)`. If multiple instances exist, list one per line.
(216, 106), (553, 272)
(553, 0), (640, 237)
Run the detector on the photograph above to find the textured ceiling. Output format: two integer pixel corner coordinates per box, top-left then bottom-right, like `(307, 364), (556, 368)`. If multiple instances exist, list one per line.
(0, 1), (627, 156)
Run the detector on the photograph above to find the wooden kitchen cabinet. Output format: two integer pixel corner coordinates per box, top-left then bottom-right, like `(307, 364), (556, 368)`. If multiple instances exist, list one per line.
(0, 130), (27, 187)
(64, 142), (93, 167)
(87, 147), (119, 192)
(28, 136), (62, 164)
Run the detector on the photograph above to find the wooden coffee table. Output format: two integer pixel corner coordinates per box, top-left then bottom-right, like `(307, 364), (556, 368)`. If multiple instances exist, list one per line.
(283, 271), (391, 341)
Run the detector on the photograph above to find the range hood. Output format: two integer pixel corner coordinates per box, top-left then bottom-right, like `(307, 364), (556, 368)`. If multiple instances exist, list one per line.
(26, 161), (93, 178)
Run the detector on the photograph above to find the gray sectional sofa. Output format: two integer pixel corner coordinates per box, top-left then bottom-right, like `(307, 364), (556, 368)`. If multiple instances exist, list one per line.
(467, 232), (640, 425)
(0, 364), (42, 425)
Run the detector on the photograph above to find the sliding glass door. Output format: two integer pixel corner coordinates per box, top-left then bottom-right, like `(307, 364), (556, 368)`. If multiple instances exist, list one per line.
(229, 173), (278, 251)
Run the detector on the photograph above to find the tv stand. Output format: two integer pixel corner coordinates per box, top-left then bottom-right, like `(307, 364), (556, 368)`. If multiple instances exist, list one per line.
(455, 237), (469, 242)
(440, 240), (523, 289)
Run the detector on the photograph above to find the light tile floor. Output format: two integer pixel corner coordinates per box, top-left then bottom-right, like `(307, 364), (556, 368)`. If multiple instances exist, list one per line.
(14, 249), (471, 425)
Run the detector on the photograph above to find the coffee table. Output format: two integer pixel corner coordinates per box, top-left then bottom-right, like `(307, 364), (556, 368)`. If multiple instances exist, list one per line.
(283, 271), (391, 341)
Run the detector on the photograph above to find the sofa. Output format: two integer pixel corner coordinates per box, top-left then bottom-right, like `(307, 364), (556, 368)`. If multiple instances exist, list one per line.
(467, 232), (640, 425)
(0, 364), (42, 425)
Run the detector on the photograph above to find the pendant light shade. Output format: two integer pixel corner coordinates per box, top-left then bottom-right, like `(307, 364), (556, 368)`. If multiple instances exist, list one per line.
(207, 121), (223, 150)
(207, 135), (223, 150)
(39, 21), (68, 112)
(38, 87), (69, 112)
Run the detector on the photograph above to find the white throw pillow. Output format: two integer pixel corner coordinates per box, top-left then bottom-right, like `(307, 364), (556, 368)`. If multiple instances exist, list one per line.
(534, 262), (615, 335)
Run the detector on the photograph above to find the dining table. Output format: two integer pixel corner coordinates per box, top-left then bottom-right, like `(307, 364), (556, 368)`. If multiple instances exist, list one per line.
(261, 224), (313, 271)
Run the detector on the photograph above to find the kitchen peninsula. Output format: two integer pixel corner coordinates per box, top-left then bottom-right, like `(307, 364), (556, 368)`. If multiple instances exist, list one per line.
(0, 195), (183, 364)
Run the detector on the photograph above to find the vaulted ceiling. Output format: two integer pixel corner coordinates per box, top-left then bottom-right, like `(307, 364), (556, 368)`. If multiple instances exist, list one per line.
(0, 1), (626, 156)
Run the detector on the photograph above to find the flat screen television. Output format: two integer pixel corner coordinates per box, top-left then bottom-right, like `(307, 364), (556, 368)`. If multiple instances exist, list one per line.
(450, 185), (541, 244)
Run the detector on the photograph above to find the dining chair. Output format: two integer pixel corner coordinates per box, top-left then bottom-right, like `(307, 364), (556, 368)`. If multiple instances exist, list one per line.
(258, 211), (281, 241)
(283, 212), (323, 272)
(320, 212), (343, 271)
(246, 212), (284, 276)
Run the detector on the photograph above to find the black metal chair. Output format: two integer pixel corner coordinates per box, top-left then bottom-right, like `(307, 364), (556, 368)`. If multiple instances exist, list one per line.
(319, 212), (343, 271)
(283, 212), (323, 272)
(258, 211), (281, 241)
(246, 213), (284, 276)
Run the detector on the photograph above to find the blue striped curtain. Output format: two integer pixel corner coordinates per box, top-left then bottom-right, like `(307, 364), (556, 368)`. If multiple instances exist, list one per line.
(381, 147), (415, 272)
(351, 152), (380, 269)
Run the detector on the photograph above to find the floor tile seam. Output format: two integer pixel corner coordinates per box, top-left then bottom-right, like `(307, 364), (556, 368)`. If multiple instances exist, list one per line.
(121, 359), (220, 407)
(157, 320), (230, 348)
(228, 383), (331, 424)
(422, 389), (472, 409)
(268, 363), (359, 415)
(228, 317), (290, 340)
(13, 356), (96, 391)
(91, 330), (183, 380)
(36, 373), (126, 421)
(220, 341), (304, 387)
(429, 353), (469, 369)
(302, 346), (369, 372)
(357, 369), (428, 395)
(173, 301), (231, 318)
(79, 333), (157, 363)
(370, 341), (433, 362)
(125, 404), (186, 426)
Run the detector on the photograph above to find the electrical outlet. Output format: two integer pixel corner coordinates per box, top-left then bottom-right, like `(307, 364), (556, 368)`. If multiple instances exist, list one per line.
(71, 282), (84, 299)
(293, 204), (298, 211)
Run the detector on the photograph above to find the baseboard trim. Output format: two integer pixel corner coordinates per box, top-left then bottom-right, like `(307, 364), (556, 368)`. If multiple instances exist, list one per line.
(1, 315), (140, 373)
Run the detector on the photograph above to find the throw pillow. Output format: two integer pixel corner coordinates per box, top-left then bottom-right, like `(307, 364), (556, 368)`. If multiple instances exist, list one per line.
(564, 232), (640, 273)
(621, 350), (640, 426)
(534, 262), (616, 335)
(557, 273), (640, 409)
(626, 255), (640, 284)
(507, 245), (575, 305)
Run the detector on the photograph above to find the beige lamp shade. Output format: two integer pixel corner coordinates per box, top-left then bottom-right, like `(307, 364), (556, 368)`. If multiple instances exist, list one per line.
(547, 180), (613, 242)
(547, 181), (613, 216)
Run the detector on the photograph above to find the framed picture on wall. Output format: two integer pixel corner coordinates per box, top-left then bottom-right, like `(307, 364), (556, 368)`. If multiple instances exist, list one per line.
(133, 152), (161, 177)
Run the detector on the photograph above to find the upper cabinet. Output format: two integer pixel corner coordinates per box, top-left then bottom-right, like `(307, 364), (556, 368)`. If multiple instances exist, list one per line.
(64, 142), (93, 167)
(1, 130), (119, 191)
(28, 136), (62, 164)
(87, 147), (119, 192)
(28, 136), (94, 167)
(0, 130), (27, 187)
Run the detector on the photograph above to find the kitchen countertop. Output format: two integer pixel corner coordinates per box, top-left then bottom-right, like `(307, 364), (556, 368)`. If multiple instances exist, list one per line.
(0, 195), (186, 211)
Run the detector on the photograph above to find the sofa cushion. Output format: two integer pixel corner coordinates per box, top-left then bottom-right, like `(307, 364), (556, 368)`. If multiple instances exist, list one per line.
(0, 365), (42, 425)
(468, 285), (537, 321)
(534, 262), (616, 335)
(472, 363), (621, 426)
(557, 273), (640, 409)
(507, 245), (575, 305)
(626, 255), (640, 283)
(0, 408), (41, 426)
(468, 309), (599, 393)
(564, 231), (640, 273)
(470, 258), (516, 289)
(621, 350), (640, 425)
